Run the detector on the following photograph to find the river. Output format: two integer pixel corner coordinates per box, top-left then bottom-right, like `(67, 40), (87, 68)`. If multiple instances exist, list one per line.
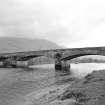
(0, 63), (105, 105)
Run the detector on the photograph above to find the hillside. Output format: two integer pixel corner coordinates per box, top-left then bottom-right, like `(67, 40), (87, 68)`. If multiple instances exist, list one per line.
(0, 37), (62, 53)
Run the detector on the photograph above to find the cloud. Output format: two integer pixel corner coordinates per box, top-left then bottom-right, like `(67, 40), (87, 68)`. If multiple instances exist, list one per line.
(0, 0), (105, 47)
(62, 21), (105, 48)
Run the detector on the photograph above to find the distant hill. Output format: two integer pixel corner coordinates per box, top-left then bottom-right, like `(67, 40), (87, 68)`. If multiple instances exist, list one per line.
(0, 37), (63, 53)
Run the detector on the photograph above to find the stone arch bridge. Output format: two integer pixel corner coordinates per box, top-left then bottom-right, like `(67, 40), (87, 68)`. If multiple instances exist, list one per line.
(0, 46), (105, 69)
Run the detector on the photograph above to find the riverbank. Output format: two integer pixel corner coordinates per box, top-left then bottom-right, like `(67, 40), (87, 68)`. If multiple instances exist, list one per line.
(26, 70), (105, 105)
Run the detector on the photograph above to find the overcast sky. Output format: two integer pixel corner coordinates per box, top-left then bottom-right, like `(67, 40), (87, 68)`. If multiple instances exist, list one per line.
(0, 0), (105, 47)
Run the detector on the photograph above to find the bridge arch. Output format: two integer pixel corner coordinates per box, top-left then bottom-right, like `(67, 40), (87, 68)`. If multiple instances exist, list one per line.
(61, 53), (105, 61)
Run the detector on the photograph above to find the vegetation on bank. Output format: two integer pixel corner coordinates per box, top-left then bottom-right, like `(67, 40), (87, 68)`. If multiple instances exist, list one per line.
(28, 56), (54, 65)
(58, 70), (105, 105)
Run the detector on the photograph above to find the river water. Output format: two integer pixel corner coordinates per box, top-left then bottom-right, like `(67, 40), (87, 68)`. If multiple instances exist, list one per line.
(0, 63), (105, 105)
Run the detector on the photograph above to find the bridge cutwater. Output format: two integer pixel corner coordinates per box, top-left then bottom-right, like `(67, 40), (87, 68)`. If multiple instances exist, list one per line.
(0, 46), (105, 71)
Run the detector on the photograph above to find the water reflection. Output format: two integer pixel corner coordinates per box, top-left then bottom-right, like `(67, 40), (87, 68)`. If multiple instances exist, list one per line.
(71, 63), (105, 78)
(54, 71), (73, 85)
(28, 64), (73, 86)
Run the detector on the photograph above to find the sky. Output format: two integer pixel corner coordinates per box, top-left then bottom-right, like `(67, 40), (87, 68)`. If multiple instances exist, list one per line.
(0, 0), (105, 48)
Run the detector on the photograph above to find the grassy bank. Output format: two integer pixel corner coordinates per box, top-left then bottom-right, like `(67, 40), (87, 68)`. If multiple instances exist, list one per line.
(28, 70), (105, 105)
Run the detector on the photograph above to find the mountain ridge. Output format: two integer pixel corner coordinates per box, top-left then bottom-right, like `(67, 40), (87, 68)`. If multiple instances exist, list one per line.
(0, 37), (63, 53)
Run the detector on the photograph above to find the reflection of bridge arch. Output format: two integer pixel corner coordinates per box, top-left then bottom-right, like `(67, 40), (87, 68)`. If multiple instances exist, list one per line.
(61, 54), (105, 61)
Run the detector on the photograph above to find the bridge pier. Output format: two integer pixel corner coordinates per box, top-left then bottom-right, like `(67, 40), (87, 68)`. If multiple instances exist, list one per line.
(55, 53), (70, 73)
(55, 61), (70, 72)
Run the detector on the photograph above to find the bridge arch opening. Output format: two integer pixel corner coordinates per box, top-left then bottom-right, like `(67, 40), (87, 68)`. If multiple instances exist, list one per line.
(61, 54), (105, 62)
